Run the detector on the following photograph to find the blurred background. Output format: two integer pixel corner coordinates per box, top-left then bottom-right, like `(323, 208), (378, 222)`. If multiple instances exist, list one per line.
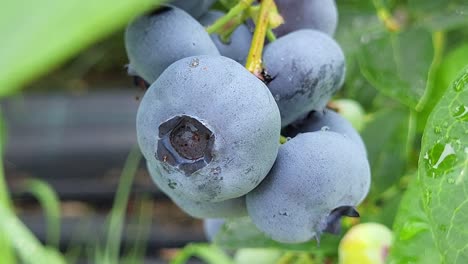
(3, 29), (208, 262)
(1, 0), (467, 263)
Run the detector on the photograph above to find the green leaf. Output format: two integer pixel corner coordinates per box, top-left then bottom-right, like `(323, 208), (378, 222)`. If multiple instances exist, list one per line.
(336, 0), (375, 13)
(418, 43), (468, 132)
(389, 175), (438, 264)
(0, 110), (11, 209)
(0, 111), (15, 263)
(0, 233), (16, 264)
(234, 248), (282, 264)
(22, 179), (61, 248)
(214, 217), (340, 255)
(361, 108), (410, 195)
(335, 13), (379, 110)
(103, 147), (142, 264)
(0, 118), (65, 264)
(418, 66), (468, 263)
(122, 199), (153, 264)
(0, 108), (6, 154)
(437, 44), (468, 91)
(357, 26), (434, 109)
(0, 203), (66, 264)
(170, 244), (233, 264)
(407, 0), (468, 30)
(0, 0), (164, 97)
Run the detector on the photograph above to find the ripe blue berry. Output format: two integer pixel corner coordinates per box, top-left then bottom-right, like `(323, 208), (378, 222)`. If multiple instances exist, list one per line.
(284, 109), (367, 155)
(125, 5), (219, 84)
(263, 29), (345, 127)
(147, 163), (247, 218)
(137, 55), (281, 202)
(246, 132), (370, 243)
(274, 0), (338, 37)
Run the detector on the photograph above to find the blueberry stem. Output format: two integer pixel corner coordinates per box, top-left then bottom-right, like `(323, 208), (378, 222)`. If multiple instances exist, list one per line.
(206, 0), (255, 34)
(266, 29), (277, 42)
(245, 0), (274, 77)
(280, 135), (287, 144)
(372, 0), (401, 32)
(217, 14), (247, 43)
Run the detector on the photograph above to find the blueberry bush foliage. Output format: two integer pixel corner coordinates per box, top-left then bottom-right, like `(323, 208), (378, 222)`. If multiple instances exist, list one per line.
(0, 0), (467, 263)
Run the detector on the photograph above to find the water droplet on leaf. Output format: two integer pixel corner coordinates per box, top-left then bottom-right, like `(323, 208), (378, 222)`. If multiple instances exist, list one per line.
(425, 142), (457, 178)
(452, 105), (468, 121)
(453, 74), (467, 92)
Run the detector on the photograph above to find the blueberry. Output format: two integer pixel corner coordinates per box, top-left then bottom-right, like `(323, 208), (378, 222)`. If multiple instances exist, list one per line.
(147, 163), (246, 218)
(125, 5), (219, 84)
(199, 11), (253, 64)
(137, 55), (281, 202)
(246, 132), (370, 243)
(171, 0), (216, 18)
(263, 29), (345, 127)
(203, 218), (225, 241)
(284, 109), (367, 155)
(274, 0), (338, 37)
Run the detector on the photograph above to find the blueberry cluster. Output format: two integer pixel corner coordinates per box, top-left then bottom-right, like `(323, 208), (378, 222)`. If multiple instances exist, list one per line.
(126, 0), (371, 244)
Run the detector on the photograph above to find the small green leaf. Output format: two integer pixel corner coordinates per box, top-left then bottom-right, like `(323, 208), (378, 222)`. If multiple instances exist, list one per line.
(0, 120), (65, 264)
(171, 244), (233, 264)
(121, 199), (153, 264)
(357, 26), (434, 109)
(22, 179), (61, 248)
(103, 147), (142, 264)
(0, 108), (6, 153)
(418, 66), (468, 263)
(417, 43), (468, 132)
(0, 203), (66, 264)
(436, 44), (468, 92)
(418, 39), (468, 132)
(389, 175), (438, 264)
(0, 111), (14, 263)
(0, 0), (163, 97)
